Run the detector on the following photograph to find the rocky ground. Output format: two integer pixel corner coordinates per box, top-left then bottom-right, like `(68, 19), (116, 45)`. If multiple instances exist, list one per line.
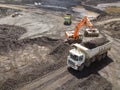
(0, 1), (119, 90)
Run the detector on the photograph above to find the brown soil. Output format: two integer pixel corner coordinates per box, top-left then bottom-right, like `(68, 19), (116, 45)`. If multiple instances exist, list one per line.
(97, 21), (120, 39)
(0, 24), (26, 53)
(0, 25), (70, 90)
(104, 21), (120, 39)
(57, 74), (112, 90)
(73, 74), (112, 90)
(82, 37), (109, 49)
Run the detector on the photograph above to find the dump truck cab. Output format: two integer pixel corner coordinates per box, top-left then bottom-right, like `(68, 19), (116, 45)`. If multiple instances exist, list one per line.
(64, 14), (72, 25)
(67, 47), (85, 70)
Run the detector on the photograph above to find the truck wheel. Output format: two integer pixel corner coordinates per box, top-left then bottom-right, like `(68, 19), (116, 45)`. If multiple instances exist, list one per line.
(84, 31), (88, 37)
(78, 64), (84, 71)
(85, 60), (91, 67)
(98, 55), (102, 61)
(96, 34), (99, 37)
(91, 57), (96, 62)
(102, 52), (107, 59)
(69, 21), (72, 25)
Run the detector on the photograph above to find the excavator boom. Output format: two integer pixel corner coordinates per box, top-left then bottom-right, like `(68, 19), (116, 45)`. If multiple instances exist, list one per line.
(85, 17), (94, 28)
(73, 16), (89, 38)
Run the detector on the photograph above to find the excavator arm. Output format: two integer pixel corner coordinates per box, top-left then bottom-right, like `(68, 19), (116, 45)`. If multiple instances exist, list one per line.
(85, 17), (94, 29)
(65, 16), (87, 39)
(73, 16), (87, 38)
(65, 16), (99, 42)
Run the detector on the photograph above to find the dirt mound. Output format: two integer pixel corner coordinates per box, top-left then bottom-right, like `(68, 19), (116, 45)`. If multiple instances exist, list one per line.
(0, 24), (70, 90)
(73, 74), (112, 90)
(49, 43), (70, 59)
(0, 24), (64, 54)
(0, 24), (26, 40)
(0, 24), (26, 53)
(82, 38), (109, 49)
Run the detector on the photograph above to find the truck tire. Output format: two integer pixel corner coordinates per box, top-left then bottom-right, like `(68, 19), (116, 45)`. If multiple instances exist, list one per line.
(84, 31), (88, 37)
(95, 34), (99, 37)
(102, 52), (108, 59)
(97, 55), (102, 61)
(91, 57), (96, 62)
(78, 64), (84, 71)
(85, 60), (91, 67)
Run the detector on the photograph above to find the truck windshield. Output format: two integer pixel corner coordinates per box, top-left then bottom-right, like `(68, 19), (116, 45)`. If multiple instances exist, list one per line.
(79, 55), (83, 61)
(65, 17), (70, 20)
(70, 53), (78, 61)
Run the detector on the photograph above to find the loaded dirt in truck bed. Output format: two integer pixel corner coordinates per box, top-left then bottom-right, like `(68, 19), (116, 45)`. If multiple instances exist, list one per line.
(82, 38), (109, 49)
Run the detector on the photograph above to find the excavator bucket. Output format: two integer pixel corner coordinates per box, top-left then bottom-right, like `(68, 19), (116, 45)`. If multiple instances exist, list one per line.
(84, 28), (99, 37)
(65, 32), (70, 38)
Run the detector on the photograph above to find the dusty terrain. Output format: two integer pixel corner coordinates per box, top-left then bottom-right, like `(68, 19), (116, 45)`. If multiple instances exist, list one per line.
(0, 1), (119, 90)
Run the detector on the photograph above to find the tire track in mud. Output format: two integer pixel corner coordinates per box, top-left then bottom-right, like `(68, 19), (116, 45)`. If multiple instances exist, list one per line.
(35, 71), (69, 90)
(18, 66), (71, 90)
(39, 73), (73, 90)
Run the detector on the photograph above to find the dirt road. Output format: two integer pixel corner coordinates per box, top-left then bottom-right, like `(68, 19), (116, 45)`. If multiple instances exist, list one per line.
(18, 66), (68, 90)
(0, 4), (29, 11)
(95, 18), (120, 25)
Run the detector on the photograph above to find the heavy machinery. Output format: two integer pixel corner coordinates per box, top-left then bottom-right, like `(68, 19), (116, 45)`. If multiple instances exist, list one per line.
(64, 14), (72, 25)
(67, 38), (112, 71)
(83, 16), (99, 37)
(65, 16), (99, 44)
(11, 12), (23, 17)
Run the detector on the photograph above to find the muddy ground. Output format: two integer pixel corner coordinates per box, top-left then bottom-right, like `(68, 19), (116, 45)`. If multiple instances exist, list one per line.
(0, 2), (119, 90)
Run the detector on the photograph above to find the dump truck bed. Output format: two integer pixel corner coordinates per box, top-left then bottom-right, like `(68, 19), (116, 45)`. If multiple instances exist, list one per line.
(81, 38), (109, 49)
(73, 38), (112, 59)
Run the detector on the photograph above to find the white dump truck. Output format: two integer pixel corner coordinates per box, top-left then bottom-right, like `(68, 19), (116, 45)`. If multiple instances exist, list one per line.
(67, 38), (112, 71)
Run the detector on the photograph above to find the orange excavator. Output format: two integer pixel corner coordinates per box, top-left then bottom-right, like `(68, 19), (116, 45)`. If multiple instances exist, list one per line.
(65, 16), (99, 44)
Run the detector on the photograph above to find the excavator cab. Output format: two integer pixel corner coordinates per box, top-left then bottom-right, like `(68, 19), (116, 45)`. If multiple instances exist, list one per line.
(65, 31), (83, 44)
